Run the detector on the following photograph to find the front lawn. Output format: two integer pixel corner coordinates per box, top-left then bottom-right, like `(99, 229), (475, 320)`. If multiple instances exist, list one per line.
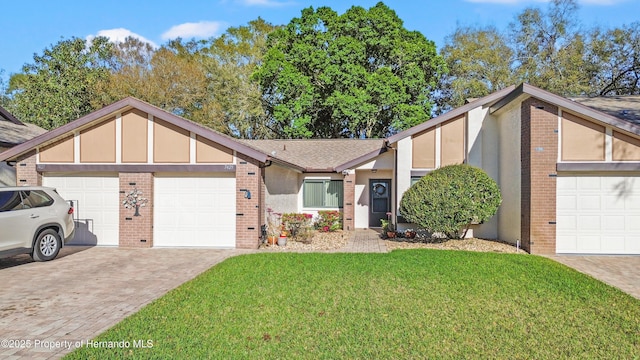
(66, 250), (640, 359)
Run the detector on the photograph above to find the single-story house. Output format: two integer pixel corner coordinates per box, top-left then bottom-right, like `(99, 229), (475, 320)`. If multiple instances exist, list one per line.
(1, 83), (640, 254)
(0, 105), (46, 185)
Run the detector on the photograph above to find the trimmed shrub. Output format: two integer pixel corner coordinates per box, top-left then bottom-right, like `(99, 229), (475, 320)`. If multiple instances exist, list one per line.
(399, 164), (501, 239)
(315, 210), (342, 232)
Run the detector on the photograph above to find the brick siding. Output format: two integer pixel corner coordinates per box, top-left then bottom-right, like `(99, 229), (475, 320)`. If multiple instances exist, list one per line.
(521, 98), (558, 254)
(236, 154), (262, 249)
(119, 172), (154, 248)
(15, 151), (41, 186)
(342, 172), (356, 230)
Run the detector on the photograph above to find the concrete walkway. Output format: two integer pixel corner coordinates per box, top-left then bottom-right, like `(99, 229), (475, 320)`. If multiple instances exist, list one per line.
(341, 229), (387, 253)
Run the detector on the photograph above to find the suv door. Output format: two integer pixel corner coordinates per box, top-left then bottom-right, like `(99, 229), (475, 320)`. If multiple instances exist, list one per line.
(0, 190), (31, 251)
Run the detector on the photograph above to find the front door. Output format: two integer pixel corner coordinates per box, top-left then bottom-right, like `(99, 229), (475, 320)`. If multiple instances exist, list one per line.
(369, 179), (391, 228)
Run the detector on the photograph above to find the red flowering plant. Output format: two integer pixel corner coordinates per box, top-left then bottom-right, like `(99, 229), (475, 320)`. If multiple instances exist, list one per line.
(315, 210), (342, 232)
(281, 213), (313, 238)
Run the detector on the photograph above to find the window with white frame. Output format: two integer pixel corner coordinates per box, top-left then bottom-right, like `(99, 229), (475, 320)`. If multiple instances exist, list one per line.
(303, 180), (343, 208)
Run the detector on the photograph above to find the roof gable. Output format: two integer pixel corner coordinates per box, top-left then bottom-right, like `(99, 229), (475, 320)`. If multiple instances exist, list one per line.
(0, 97), (269, 162)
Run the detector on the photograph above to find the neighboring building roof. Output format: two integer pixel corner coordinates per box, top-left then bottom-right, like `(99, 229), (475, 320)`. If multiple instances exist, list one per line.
(239, 139), (385, 172)
(491, 83), (640, 136)
(0, 97), (269, 163)
(0, 105), (23, 125)
(0, 105), (46, 147)
(570, 95), (640, 126)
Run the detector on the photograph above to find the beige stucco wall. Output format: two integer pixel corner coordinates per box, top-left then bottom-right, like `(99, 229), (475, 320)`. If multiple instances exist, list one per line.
(441, 116), (465, 166)
(493, 101), (521, 243)
(80, 117), (116, 163)
(561, 112), (605, 161)
(39, 136), (74, 163)
(196, 135), (233, 163)
(154, 119), (190, 163)
(264, 165), (300, 214)
(121, 109), (148, 163)
(412, 127), (436, 169)
(613, 131), (640, 161)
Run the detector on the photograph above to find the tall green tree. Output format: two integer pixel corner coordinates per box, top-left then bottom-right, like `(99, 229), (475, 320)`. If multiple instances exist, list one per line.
(254, 2), (446, 139)
(199, 18), (276, 138)
(438, 25), (514, 111)
(8, 37), (113, 129)
(508, 0), (590, 95)
(587, 22), (640, 96)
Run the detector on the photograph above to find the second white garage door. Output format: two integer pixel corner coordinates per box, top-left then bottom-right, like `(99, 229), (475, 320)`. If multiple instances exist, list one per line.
(154, 173), (236, 248)
(42, 174), (120, 246)
(557, 175), (640, 254)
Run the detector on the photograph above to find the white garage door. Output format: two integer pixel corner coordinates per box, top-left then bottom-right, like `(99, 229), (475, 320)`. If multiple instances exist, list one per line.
(557, 175), (640, 254)
(42, 174), (119, 246)
(154, 173), (235, 248)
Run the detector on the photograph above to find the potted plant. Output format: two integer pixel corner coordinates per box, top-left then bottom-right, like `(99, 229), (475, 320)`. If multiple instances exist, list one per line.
(404, 228), (417, 239)
(266, 208), (281, 246)
(380, 217), (396, 238)
(278, 226), (287, 246)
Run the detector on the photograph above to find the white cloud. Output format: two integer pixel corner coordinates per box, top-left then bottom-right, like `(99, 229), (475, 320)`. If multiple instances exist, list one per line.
(161, 21), (226, 40)
(237, 0), (296, 7)
(87, 28), (157, 48)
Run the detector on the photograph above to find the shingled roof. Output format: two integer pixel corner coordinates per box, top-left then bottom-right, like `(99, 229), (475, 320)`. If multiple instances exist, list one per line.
(0, 105), (46, 147)
(239, 139), (386, 172)
(570, 95), (640, 126)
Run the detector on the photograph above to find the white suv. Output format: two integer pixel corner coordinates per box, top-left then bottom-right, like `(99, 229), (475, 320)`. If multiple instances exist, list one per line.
(0, 187), (75, 261)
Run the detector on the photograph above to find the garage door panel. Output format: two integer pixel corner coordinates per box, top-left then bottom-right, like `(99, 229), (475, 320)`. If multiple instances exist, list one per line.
(578, 177), (600, 190)
(578, 196), (600, 209)
(42, 175), (119, 246)
(557, 195), (577, 210)
(557, 175), (640, 254)
(603, 216), (624, 230)
(154, 174), (235, 248)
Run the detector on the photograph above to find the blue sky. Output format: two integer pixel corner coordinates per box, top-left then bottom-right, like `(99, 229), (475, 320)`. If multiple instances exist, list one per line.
(1, 0), (638, 82)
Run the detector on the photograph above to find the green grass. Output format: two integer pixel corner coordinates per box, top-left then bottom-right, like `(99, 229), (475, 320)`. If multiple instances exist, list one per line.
(66, 250), (640, 359)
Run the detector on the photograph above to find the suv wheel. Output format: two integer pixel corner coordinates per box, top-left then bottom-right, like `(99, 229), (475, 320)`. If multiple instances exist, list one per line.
(32, 229), (61, 262)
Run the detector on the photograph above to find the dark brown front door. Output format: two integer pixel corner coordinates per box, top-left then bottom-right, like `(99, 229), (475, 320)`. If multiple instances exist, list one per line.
(369, 179), (391, 227)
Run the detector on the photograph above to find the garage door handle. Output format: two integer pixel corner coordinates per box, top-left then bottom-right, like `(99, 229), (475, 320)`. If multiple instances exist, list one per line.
(30, 214), (40, 219)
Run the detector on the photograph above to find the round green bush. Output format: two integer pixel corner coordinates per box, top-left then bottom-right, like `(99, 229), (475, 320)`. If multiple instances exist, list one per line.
(399, 164), (502, 239)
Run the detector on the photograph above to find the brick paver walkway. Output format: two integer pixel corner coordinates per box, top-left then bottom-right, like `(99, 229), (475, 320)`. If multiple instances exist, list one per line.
(341, 229), (387, 253)
(0, 247), (252, 360)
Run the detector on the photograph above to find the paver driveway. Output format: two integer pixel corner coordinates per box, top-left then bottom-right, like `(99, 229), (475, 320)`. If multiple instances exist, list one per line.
(0, 246), (244, 360)
(548, 255), (640, 300)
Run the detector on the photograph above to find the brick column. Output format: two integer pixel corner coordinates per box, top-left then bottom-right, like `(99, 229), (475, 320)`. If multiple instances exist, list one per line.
(236, 155), (262, 249)
(119, 173), (154, 248)
(342, 171), (356, 230)
(15, 151), (41, 186)
(521, 98), (558, 254)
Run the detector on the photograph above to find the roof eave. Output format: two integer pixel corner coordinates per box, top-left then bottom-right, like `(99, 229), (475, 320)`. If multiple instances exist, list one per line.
(335, 144), (388, 172)
(387, 85), (517, 144)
